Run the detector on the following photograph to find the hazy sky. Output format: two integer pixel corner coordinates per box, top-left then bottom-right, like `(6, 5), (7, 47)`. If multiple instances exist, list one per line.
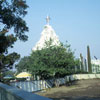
(9, 0), (100, 59)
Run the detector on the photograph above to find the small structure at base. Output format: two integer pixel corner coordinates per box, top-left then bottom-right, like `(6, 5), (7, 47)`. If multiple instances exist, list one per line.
(16, 72), (31, 81)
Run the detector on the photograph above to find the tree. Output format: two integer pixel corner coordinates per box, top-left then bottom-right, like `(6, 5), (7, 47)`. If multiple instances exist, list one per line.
(87, 45), (92, 73)
(0, 0), (29, 77)
(0, 0), (28, 40)
(74, 58), (81, 73)
(0, 52), (20, 71)
(16, 42), (78, 79)
(15, 56), (30, 73)
(3, 70), (15, 77)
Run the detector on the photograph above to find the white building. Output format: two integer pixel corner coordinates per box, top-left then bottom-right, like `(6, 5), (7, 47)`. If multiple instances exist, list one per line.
(91, 60), (100, 65)
(91, 60), (100, 73)
(32, 16), (61, 51)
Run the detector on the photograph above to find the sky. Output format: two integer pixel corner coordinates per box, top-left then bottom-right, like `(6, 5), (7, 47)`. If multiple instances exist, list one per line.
(9, 0), (100, 59)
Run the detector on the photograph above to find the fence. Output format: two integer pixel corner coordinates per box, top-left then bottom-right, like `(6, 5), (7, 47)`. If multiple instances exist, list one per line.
(10, 78), (67, 92)
(0, 82), (52, 100)
(10, 74), (100, 92)
(10, 80), (50, 92)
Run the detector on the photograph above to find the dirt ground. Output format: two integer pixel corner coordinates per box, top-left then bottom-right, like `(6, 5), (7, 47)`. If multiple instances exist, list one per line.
(37, 79), (100, 100)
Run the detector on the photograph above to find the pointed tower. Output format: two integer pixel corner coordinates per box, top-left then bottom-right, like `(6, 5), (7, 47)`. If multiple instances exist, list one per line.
(87, 45), (92, 73)
(32, 16), (61, 51)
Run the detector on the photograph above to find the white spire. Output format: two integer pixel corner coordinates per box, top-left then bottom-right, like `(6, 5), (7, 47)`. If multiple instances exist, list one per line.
(46, 15), (50, 25)
(32, 16), (60, 51)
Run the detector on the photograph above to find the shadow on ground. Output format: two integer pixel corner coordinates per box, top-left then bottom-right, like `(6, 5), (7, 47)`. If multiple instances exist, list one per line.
(50, 96), (100, 100)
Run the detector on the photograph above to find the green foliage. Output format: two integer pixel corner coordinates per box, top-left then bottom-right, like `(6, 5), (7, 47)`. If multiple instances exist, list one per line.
(30, 45), (75, 78)
(87, 45), (92, 73)
(16, 43), (80, 79)
(74, 58), (80, 67)
(0, 52), (20, 71)
(0, 29), (17, 54)
(0, 0), (29, 40)
(3, 70), (15, 77)
(15, 56), (30, 73)
(0, 0), (28, 77)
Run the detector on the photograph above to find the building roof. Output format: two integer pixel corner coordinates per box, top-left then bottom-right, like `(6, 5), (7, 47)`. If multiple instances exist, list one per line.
(16, 72), (31, 78)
